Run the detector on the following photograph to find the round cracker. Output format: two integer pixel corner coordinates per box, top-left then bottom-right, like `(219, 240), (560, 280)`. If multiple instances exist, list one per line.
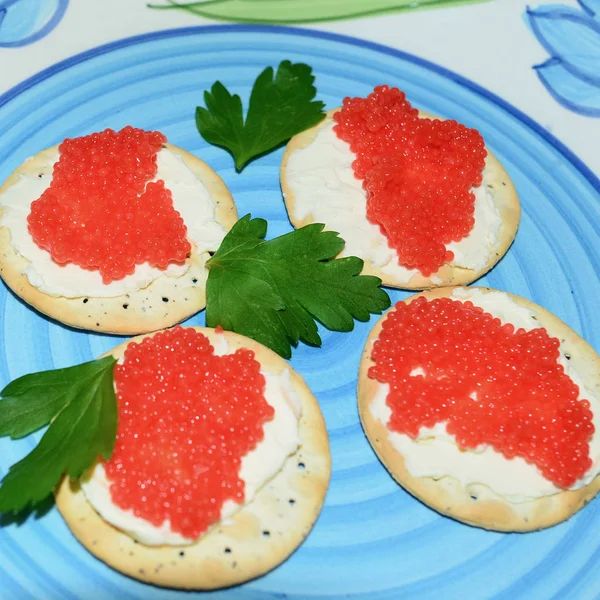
(281, 110), (521, 290)
(358, 286), (600, 531)
(0, 143), (238, 334)
(55, 326), (331, 589)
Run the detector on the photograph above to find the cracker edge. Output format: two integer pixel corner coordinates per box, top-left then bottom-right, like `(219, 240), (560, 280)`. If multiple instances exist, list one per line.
(54, 326), (332, 589)
(0, 144), (238, 334)
(280, 110), (521, 290)
(357, 286), (600, 532)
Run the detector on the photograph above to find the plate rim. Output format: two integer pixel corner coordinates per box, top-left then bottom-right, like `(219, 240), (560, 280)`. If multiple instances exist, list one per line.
(0, 22), (599, 600)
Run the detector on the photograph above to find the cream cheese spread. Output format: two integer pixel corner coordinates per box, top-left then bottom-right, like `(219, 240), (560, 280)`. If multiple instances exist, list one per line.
(81, 335), (301, 546)
(0, 148), (226, 298)
(284, 121), (501, 282)
(370, 288), (600, 502)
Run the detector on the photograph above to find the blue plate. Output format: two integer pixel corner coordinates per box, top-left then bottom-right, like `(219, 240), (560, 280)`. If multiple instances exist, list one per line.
(0, 25), (599, 600)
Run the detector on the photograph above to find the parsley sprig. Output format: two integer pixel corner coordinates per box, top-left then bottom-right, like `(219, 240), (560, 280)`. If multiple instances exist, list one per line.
(0, 357), (117, 513)
(206, 215), (391, 358)
(196, 60), (325, 171)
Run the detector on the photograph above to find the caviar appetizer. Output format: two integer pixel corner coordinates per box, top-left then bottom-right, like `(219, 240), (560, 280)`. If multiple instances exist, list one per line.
(358, 287), (600, 531)
(281, 87), (521, 290)
(0, 326), (331, 588)
(0, 127), (237, 334)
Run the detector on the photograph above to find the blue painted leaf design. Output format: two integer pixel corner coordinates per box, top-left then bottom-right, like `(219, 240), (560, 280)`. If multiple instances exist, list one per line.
(535, 57), (600, 116)
(0, 0), (68, 48)
(578, 0), (600, 16)
(527, 6), (600, 85)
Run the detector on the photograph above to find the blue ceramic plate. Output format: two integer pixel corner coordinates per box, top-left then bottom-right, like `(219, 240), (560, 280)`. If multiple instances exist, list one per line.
(0, 25), (599, 600)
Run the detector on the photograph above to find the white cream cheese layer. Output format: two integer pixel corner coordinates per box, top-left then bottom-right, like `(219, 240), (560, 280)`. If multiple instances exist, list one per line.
(0, 148), (226, 298)
(284, 121), (501, 283)
(370, 288), (600, 502)
(81, 336), (301, 546)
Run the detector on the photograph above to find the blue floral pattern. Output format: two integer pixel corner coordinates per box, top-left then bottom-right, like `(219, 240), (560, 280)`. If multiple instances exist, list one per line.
(527, 1), (600, 116)
(0, 0), (69, 48)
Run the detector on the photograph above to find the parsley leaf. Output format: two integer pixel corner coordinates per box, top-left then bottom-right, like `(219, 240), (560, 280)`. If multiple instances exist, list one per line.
(205, 215), (391, 358)
(196, 60), (326, 171)
(0, 356), (117, 513)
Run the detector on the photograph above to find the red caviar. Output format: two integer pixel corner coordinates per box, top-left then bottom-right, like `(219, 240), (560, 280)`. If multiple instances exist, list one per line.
(368, 297), (594, 488)
(27, 126), (191, 283)
(334, 86), (486, 276)
(105, 327), (274, 539)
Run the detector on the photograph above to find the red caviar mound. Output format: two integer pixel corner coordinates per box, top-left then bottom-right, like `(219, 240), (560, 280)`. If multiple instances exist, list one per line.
(368, 297), (594, 488)
(27, 126), (191, 284)
(106, 327), (274, 539)
(334, 86), (486, 276)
